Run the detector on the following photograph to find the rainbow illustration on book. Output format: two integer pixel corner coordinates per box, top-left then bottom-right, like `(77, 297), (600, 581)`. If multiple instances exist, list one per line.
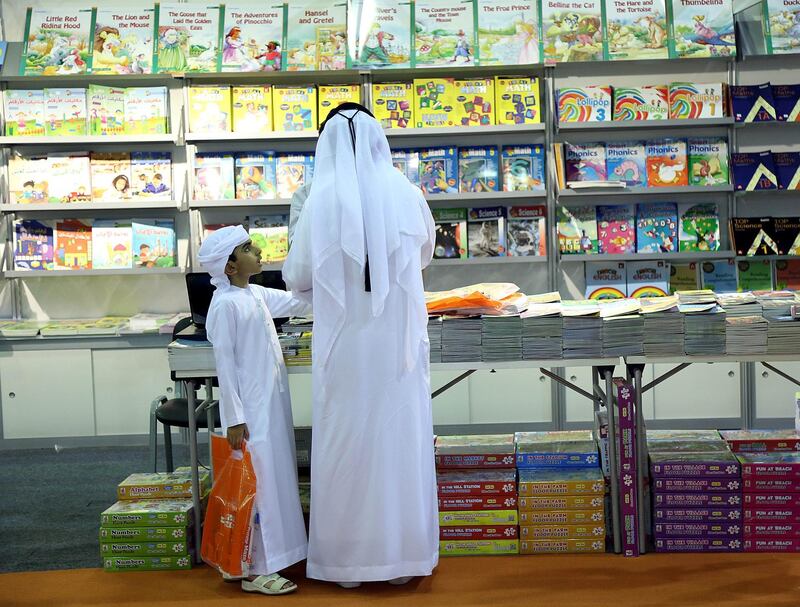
(613, 87), (668, 121)
(557, 87), (611, 122)
(668, 83), (725, 119)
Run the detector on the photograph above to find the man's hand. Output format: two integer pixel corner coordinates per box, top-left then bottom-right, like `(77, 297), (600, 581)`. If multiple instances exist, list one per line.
(227, 423), (249, 450)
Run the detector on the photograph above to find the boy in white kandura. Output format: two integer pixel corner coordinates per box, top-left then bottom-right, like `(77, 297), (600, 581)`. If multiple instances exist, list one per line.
(198, 225), (311, 596)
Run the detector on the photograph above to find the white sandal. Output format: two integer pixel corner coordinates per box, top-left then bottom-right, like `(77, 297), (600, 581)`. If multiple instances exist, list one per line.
(242, 573), (298, 595)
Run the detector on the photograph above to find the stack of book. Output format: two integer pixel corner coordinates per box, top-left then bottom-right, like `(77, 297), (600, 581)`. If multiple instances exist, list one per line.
(562, 315), (603, 359)
(641, 296), (684, 357)
(279, 318), (313, 366)
(766, 316), (800, 355)
(602, 315), (645, 357)
(520, 304), (563, 360)
(681, 304), (726, 355)
(481, 314), (522, 362)
(441, 316), (482, 363)
(428, 317), (443, 363)
(717, 293), (763, 319)
(435, 435), (519, 556)
(725, 316), (769, 355)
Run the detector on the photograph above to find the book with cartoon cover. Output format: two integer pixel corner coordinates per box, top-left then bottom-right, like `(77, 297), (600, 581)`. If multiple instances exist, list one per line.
(414, 0), (476, 67)
(188, 85), (231, 133)
(235, 153), (277, 200)
(88, 85), (125, 136)
(232, 85), (272, 134)
(124, 87), (169, 135)
(286, 0), (347, 71)
(501, 145), (545, 191)
(585, 262), (627, 300)
(458, 147), (499, 192)
(130, 152), (172, 200)
(92, 220), (133, 270)
(91, 152), (132, 202)
(318, 84), (361, 126)
(688, 137), (729, 186)
(678, 203), (720, 252)
(507, 205), (546, 257)
(668, 0), (736, 58)
(627, 260), (669, 297)
(276, 153), (314, 199)
(348, 0), (412, 69)
(613, 86), (669, 120)
(557, 86), (612, 123)
(700, 260), (738, 292)
(47, 154), (92, 203)
(542, 0), (604, 63)
(605, 1), (669, 60)
(44, 88), (87, 136)
(248, 214), (289, 263)
(391, 149), (420, 186)
(477, 0), (540, 65)
(606, 141), (647, 186)
(453, 78), (495, 126)
(272, 86), (317, 131)
(194, 153), (235, 200)
(413, 78), (457, 128)
(93, 8), (156, 75)
(4, 90), (45, 136)
(432, 208), (468, 259)
(636, 202), (678, 253)
(132, 219), (176, 268)
(221, 5), (284, 72)
(21, 8), (93, 76)
(468, 206), (507, 258)
(565, 143), (607, 183)
(54, 219), (93, 270)
(8, 155), (49, 204)
(154, 3), (223, 73)
(13, 220), (54, 271)
(419, 147), (458, 194)
(646, 139), (688, 187)
(494, 76), (540, 125)
(597, 204), (635, 254)
(558, 206), (598, 254)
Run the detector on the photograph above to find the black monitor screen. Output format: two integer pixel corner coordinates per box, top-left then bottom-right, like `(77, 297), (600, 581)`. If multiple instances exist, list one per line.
(186, 271), (287, 327)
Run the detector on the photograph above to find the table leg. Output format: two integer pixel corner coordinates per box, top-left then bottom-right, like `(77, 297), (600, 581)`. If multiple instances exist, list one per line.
(205, 379), (214, 479)
(632, 367), (648, 555)
(604, 370), (622, 554)
(187, 380), (202, 564)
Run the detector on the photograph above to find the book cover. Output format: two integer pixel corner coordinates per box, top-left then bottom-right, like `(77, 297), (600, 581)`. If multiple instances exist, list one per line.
(688, 137), (729, 186)
(13, 220), (54, 271)
(668, 83), (726, 119)
(92, 220), (133, 269)
(507, 205), (546, 257)
(21, 8), (92, 76)
(232, 85), (272, 134)
(8, 155), (49, 204)
(737, 260), (774, 292)
(318, 84), (361, 125)
(391, 149), (420, 186)
(678, 203), (721, 252)
(557, 86), (612, 122)
(668, 0), (736, 58)
(286, 0), (347, 71)
(4, 90), (45, 136)
(372, 83), (415, 129)
(565, 143), (607, 183)
(348, 0), (412, 69)
(54, 219), (92, 270)
(221, 5), (284, 72)
(272, 86), (317, 131)
(558, 206), (598, 254)
(730, 84), (777, 122)
(606, 141), (647, 186)
(155, 3), (222, 73)
(701, 260), (738, 292)
(773, 84), (800, 121)
(130, 152), (172, 200)
(763, 0), (800, 55)
(419, 147), (458, 194)
(494, 76), (540, 125)
(276, 153), (315, 199)
(773, 217), (800, 255)
(541, 0), (604, 62)
(501, 145), (545, 191)
(413, 78), (457, 128)
(597, 204), (635, 254)
(636, 202), (678, 253)
(47, 154), (92, 203)
(613, 86), (669, 120)
(605, 1), (669, 60)
(453, 78), (494, 126)
(187, 85), (232, 133)
(90, 152), (132, 201)
(627, 260), (669, 297)
(93, 8), (156, 75)
(44, 88), (87, 136)
(774, 152), (800, 190)
(730, 217), (779, 256)
(670, 262), (699, 293)
(235, 153), (277, 200)
(194, 153), (235, 200)
(458, 147), (499, 192)
(132, 219), (176, 268)
(88, 85), (125, 136)
(776, 260), (800, 290)
(432, 208), (468, 259)
(731, 151), (778, 191)
(477, 0), (540, 65)
(585, 262), (627, 300)
(124, 87), (169, 135)
(247, 214), (288, 263)
(414, 0), (476, 67)
(646, 139), (688, 187)
(468, 206), (507, 257)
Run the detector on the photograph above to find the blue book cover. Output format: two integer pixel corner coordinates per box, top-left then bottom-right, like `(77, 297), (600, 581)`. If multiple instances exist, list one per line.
(501, 145), (545, 192)
(419, 147), (458, 194)
(773, 152), (800, 190)
(731, 151), (778, 191)
(730, 84), (776, 122)
(130, 152), (172, 200)
(772, 84), (800, 122)
(516, 453), (599, 468)
(458, 146), (499, 192)
(13, 219), (54, 271)
(636, 202), (678, 253)
(235, 153), (277, 200)
(391, 149), (420, 187)
(700, 260), (738, 292)
(276, 153), (314, 199)
(606, 141), (647, 186)
(194, 153), (236, 200)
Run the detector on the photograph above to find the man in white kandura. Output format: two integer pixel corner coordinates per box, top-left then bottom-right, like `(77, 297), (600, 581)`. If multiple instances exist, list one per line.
(283, 103), (439, 588)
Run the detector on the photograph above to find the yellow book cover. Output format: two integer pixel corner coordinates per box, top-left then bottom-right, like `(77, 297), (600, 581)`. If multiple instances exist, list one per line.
(439, 540), (519, 556)
(453, 78), (495, 126)
(318, 85), (361, 126)
(519, 539), (605, 554)
(519, 509), (605, 525)
(518, 495), (604, 511)
(272, 86), (318, 132)
(187, 85), (232, 134)
(413, 78), (457, 128)
(495, 76), (541, 125)
(520, 524), (606, 539)
(232, 86), (272, 135)
(439, 510), (518, 526)
(372, 83), (414, 129)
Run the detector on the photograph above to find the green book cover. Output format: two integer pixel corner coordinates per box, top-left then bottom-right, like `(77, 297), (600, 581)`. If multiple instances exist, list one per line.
(605, 0), (669, 60)
(476, 0), (541, 66)
(763, 0), (800, 55)
(678, 203), (720, 252)
(347, 0), (413, 69)
(21, 8), (93, 76)
(667, 0), (736, 58)
(541, 0), (604, 63)
(688, 138), (729, 186)
(221, 4), (285, 72)
(155, 3), (222, 73)
(737, 259), (773, 292)
(93, 8), (156, 74)
(286, 0), (347, 70)
(414, 0), (476, 67)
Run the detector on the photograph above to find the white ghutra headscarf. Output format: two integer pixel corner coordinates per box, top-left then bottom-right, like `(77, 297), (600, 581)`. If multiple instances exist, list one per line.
(197, 224), (250, 291)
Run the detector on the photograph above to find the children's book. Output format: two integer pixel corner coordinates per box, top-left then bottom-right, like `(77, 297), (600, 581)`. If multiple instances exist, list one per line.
(737, 260), (773, 292)
(477, 0), (540, 65)
(729, 217), (779, 256)
(132, 219), (176, 268)
(235, 153), (277, 200)
(565, 143), (607, 183)
(9, 155), (49, 204)
(188, 85), (231, 133)
(272, 86), (317, 132)
(44, 88), (87, 136)
(419, 148), (458, 194)
(668, 83), (726, 119)
(606, 141), (647, 186)
(130, 152), (172, 200)
(92, 220), (133, 270)
(124, 87), (169, 135)
(432, 208), (468, 259)
(373, 83), (414, 129)
(678, 203), (721, 252)
(557, 86), (612, 122)
(558, 206), (598, 255)
(232, 85), (272, 134)
(453, 78), (494, 126)
(773, 152), (800, 190)
(585, 262), (627, 300)
(47, 154), (92, 203)
(775, 260), (800, 290)
(91, 152), (133, 202)
(670, 262), (699, 294)
(494, 76), (540, 125)
(468, 206), (507, 257)
(248, 214), (289, 263)
(414, 78), (457, 128)
(605, 0), (669, 61)
(4, 90), (45, 136)
(688, 137), (729, 186)
(636, 202), (678, 253)
(88, 85), (125, 136)
(597, 204), (635, 254)
(700, 260), (738, 292)
(54, 219), (93, 270)
(613, 86), (669, 120)
(773, 84), (800, 121)
(627, 260), (670, 298)
(646, 139), (688, 187)
(194, 153), (235, 200)
(286, 0), (347, 71)
(414, 0), (476, 67)
(348, 0), (412, 69)
(391, 149), (420, 186)
(501, 145), (545, 191)
(21, 8), (93, 76)
(318, 84), (361, 126)
(221, 5), (284, 72)
(541, 0), (604, 63)
(276, 154), (315, 199)
(458, 147), (499, 192)
(13, 220), (54, 271)
(668, 0), (736, 58)
(763, 0), (800, 55)
(93, 8), (156, 75)
(507, 205), (546, 257)
(155, 3), (222, 73)
(731, 151), (778, 191)
(730, 84), (777, 122)
(773, 217), (800, 255)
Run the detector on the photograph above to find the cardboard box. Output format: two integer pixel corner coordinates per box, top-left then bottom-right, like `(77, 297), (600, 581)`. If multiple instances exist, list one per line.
(737, 452), (800, 478)
(99, 526), (189, 542)
(519, 539), (605, 554)
(116, 469), (209, 500)
(518, 509), (605, 525)
(743, 493), (800, 508)
(435, 454), (515, 470)
(103, 555), (192, 571)
(518, 496), (604, 511)
(743, 478), (800, 492)
(439, 510), (518, 526)
(743, 507), (800, 523)
(518, 467), (605, 496)
(100, 541), (188, 557)
(437, 470), (517, 497)
(100, 499), (194, 527)
(439, 526), (518, 541)
(653, 522), (742, 538)
(438, 495), (517, 511)
(520, 524), (606, 539)
(653, 493), (742, 508)
(438, 539), (519, 556)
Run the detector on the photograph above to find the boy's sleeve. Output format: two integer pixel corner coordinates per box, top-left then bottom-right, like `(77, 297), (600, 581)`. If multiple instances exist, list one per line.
(206, 300), (246, 429)
(260, 286), (312, 318)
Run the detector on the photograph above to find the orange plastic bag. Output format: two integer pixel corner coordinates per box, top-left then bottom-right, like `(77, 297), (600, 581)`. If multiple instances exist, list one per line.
(201, 434), (257, 577)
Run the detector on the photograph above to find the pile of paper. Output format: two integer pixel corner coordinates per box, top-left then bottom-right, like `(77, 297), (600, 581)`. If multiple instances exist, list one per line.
(521, 303), (563, 360)
(428, 316), (443, 363)
(766, 315), (800, 355)
(716, 293), (763, 319)
(641, 296), (684, 357)
(681, 304), (726, 356)
(725, 315), (768, 355)
(562, 301), (602, 359)
(442, 316), (482, 363)
(481, 314), (522, 362)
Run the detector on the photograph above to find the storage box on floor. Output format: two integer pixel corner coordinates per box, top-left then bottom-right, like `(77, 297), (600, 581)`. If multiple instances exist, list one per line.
(99, 468), (209, 571)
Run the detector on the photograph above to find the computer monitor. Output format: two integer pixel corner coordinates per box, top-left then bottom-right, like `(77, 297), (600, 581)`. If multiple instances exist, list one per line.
(185, 271), (287, 327)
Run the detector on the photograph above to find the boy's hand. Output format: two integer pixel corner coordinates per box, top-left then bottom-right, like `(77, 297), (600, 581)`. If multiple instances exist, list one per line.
(227, 423), (249, 450)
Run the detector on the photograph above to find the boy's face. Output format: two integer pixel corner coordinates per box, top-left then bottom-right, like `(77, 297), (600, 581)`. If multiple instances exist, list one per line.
(226, 238), (262, 278)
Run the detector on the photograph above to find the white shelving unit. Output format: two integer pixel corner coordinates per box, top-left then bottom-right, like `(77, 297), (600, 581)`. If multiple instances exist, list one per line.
(3, 267), (185, 278)
(557, 118), (734, 131)
(1, 202), (182, 212)
(0, 134), (178, 146)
